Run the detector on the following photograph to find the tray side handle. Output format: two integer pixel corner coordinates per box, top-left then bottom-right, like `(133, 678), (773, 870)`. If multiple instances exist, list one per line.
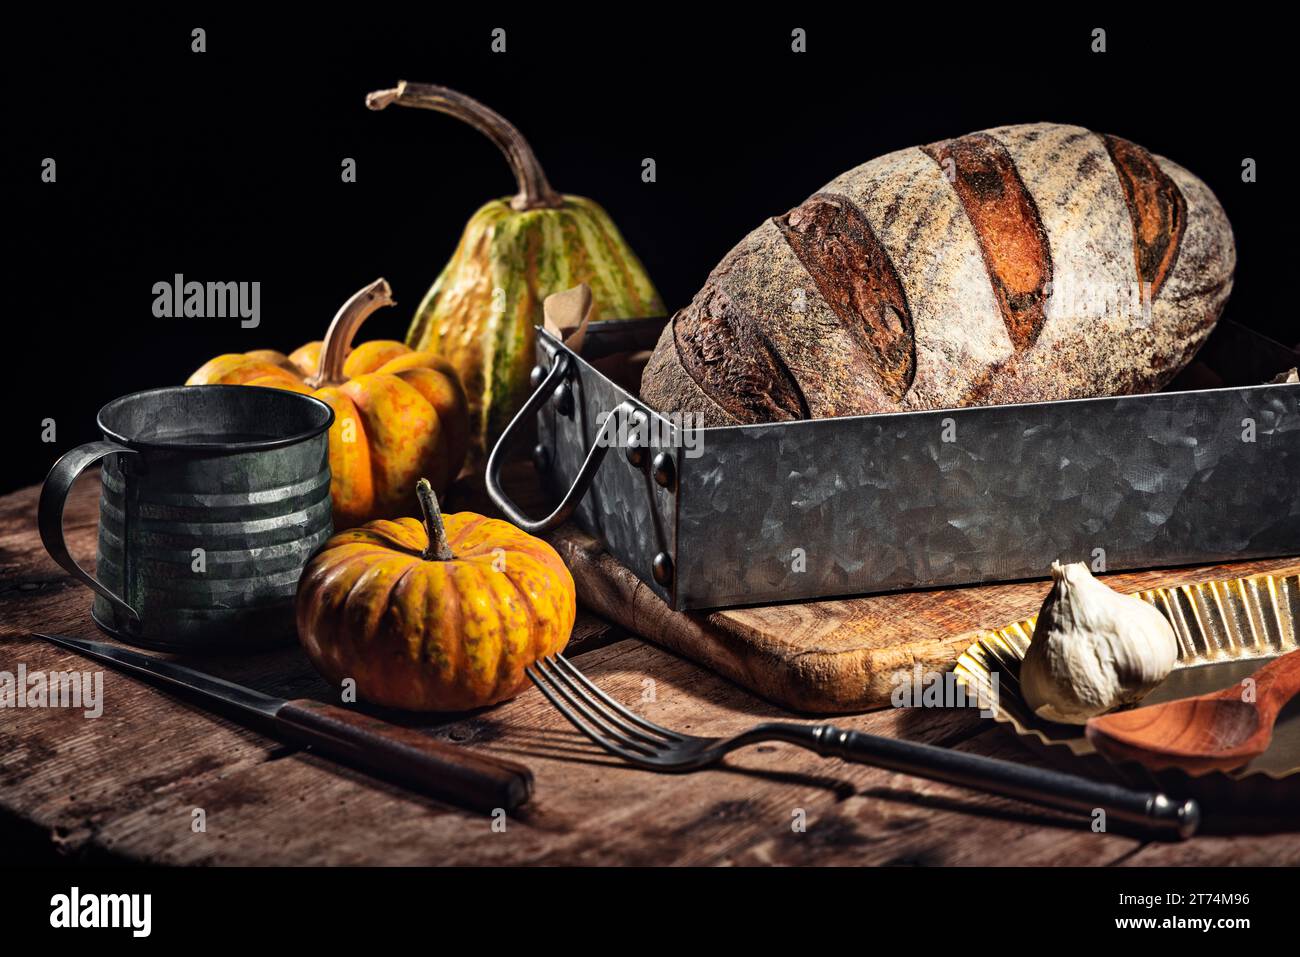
(487, 352), (622, 534)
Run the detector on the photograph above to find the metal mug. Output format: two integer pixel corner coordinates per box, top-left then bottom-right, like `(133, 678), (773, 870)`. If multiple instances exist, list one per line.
(38, 385), (335, 652)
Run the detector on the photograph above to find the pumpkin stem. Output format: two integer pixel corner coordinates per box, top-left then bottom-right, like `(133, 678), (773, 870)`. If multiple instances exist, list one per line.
(308, 278), (396, 389)
(416, 478), (455, 561)
(366, 81), (565, 212)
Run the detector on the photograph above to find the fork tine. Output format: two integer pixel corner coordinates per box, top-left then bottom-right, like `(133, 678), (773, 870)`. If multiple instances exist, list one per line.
(534, 659), (667, 754)
(526, 665), (637, 761)
(554, 653), (683, 741)
(541, 656), (675, 746)
(528, 662), (662, 758)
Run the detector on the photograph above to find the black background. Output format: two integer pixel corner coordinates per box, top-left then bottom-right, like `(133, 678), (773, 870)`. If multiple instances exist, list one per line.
(9, 11), (1294, 495)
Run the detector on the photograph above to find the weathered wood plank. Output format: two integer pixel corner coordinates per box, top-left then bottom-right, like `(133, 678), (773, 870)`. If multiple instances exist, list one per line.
(85, 641), (1139, 865)
(0, 635), (291, 858)
(4, 474), (1298, 864)
(1114, 836), (1300, 867)
(722, 731), (1136, 867)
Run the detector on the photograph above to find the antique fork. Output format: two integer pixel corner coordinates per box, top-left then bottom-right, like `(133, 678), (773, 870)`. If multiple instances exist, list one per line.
(526, 654), (1200, 839)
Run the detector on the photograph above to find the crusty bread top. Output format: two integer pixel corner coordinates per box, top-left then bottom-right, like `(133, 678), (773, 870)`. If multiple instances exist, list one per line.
(641, 123), (1235, 426)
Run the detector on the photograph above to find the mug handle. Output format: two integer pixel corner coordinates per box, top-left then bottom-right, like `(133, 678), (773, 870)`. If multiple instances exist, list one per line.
(38, 440), (141, 623)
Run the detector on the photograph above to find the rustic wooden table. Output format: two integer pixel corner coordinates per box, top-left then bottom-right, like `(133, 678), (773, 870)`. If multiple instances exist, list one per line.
(3, 476), (1298, 865)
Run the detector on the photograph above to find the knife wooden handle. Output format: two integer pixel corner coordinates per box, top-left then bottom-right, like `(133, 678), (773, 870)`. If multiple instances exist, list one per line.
(276, 699), (533, 813)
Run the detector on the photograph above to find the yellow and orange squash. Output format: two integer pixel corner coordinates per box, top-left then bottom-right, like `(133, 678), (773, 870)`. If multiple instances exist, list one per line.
(296, 478), (575, 711)
(187, 279), (469, 529)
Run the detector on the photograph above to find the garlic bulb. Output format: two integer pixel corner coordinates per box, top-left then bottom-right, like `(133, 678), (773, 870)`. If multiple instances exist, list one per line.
(1020, 561), (1178, 724)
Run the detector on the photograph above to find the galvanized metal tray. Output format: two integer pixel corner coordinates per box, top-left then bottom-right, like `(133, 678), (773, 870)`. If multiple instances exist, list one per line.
(952, 569), (1300, 815)
(487, 319), (1300, 611)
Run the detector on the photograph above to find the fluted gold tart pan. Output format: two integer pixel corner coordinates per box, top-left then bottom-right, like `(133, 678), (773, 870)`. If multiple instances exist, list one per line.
(954, 570), (1300, 814)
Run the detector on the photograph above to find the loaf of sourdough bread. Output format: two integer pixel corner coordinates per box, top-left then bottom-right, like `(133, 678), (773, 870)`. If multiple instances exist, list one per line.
(641, 123), (1235, 425)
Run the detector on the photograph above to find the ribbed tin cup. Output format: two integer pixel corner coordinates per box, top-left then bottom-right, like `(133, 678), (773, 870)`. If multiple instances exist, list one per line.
(39, 386), (334, 653)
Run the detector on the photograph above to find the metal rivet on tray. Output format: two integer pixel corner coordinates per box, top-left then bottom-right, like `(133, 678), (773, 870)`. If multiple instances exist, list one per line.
(652, 452), (676, 491)
(652, 552), (674, 587)
(532, 443), (550, 473)
(553, 382), (574, 417)
(625, 409), (649, 467)
(530, 364), (547, 389)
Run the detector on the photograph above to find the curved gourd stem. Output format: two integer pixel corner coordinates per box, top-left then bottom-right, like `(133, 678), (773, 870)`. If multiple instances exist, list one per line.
(308, 278), (396, 389)
(416, 478), (455, 561)
(366, 81), (565, 212)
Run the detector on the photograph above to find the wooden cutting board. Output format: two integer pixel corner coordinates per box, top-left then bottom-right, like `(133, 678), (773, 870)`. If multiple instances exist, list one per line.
(545, 523), (1300, 714)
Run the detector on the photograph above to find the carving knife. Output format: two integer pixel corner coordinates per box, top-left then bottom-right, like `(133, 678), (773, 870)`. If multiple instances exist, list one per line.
(34, 632), (533, 813)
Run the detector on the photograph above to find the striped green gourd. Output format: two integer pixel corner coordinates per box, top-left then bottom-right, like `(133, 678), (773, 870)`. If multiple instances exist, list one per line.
(367, 82), (664, 454)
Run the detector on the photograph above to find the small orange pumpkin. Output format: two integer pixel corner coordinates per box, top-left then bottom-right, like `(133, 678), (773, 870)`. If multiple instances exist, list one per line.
(296, 479), (575, 711)
(187, 279), (469, 529)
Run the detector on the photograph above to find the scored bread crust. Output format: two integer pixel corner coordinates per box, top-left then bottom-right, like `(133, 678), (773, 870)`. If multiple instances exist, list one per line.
(641, 123), (1235, 425)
